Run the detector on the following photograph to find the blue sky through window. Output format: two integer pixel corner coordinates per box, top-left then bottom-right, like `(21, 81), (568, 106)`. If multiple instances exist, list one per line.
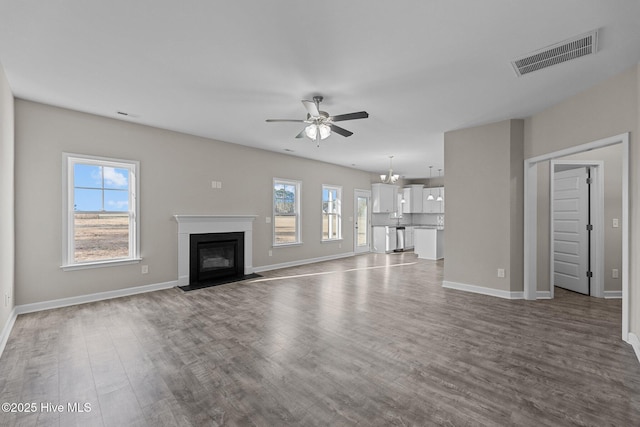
(74, 164), (129, 211)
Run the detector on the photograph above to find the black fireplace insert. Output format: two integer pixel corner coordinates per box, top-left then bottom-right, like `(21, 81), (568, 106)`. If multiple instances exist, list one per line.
(189, 232), (244, 286)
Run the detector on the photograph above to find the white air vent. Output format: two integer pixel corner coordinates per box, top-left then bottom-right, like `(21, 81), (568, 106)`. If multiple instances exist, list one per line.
(511, 30), (599, 77)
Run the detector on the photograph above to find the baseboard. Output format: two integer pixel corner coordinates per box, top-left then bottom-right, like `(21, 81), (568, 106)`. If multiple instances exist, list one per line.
(0, 307), (18, 359)
(536, 291), (552, 299)
(604, 290), (623, 299)
(628, 332), (640, 365)
(442, 281), (524, 300)
(15, 280), (177, 315)
(253, 252), (355, 273)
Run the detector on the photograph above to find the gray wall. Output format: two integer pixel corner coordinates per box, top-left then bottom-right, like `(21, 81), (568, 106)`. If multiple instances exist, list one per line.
(14, 100), (373, 305)
(0, 64), (14, 335)
(443, 119), (524, 292)
(535, 144), (623, 293)
(523, 64), (639, 336)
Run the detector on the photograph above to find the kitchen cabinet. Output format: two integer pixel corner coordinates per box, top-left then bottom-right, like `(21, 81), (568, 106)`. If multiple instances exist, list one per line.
(414, 227), (444, 260)
(402, 185), (424, 213)
(423, 187), (444, 213)
(372, 183), (398, 213)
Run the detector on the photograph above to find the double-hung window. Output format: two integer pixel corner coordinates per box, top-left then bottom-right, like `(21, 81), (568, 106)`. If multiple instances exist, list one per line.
(62, 153), (140, 269)
(273, 178), (301, 245)
(322, 185), (342, 241)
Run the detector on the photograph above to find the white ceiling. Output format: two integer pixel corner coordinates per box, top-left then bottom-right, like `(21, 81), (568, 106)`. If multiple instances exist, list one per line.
(1, 1), (639, 179)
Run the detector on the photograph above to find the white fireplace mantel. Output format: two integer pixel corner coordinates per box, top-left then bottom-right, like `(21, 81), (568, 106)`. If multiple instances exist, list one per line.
(174, 215), (257, 286)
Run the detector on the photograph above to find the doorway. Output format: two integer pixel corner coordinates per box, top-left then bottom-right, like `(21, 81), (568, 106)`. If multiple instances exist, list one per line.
(354, 189), (371, 254)
(524, 133), (629, 341)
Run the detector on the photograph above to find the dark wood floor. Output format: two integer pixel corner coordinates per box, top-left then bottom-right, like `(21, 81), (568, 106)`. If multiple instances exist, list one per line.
(1, 252), (639, 426)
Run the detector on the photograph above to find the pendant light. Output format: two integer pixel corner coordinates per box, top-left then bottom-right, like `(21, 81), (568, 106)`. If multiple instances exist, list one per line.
(427, 166), (435, 200)
(380, 156), (400, 184)
(436, 169), (443, 201)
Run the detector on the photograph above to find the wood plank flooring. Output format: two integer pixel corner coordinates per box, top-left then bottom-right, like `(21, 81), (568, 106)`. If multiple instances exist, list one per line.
(1, 252), (639, 426)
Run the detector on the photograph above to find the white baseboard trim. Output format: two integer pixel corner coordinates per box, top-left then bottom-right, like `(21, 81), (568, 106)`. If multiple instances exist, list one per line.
(0, 307), (18, 359)
(442, 281), (524, 300)
(628, 332), (640, 364)
(15, 280), (177, 315)
(536, 291), (552, 299)
(604, 290), (623, 299)
(253, 252), (355, 273)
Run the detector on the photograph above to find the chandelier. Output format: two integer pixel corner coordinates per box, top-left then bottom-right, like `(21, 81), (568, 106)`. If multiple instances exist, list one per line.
(380, 156), (400, 184)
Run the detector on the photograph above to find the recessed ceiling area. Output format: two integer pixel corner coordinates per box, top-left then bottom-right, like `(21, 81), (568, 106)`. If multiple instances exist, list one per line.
(1, 1), (639, 179)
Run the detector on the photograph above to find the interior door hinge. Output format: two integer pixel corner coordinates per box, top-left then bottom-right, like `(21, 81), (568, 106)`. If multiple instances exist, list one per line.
(587, 271), (593, 278)
(586, 224), (593, 231)
(586, 177), (592, 185)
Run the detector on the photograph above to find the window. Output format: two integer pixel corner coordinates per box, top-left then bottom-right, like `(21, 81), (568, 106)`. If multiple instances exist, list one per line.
(273, 179), (301, 245)
(322, 185), (342, 241)
(62, 153), (140, 269)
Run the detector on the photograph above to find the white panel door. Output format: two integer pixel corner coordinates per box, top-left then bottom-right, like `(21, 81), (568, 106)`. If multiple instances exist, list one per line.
(553, 167), (589, 294)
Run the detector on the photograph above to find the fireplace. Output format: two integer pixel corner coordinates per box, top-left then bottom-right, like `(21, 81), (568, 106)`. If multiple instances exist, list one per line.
(190, 232), (244, 285)
(174, 215), (257, 290)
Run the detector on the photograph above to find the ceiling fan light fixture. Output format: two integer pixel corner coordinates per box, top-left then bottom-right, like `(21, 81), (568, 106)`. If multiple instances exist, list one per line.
(304, 124), (332, 141)
(318, 124), (331, 140)
(304, 124), (317, 140)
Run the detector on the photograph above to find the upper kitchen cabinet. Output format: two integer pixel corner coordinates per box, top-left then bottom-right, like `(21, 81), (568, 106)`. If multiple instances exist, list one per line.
(372, 183), (398, 213)
(402, 185), (424, 213)
(423, 187), (445, 213)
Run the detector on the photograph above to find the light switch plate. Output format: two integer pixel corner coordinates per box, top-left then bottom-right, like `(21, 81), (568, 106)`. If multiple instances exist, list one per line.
(612, 218), (619, 228)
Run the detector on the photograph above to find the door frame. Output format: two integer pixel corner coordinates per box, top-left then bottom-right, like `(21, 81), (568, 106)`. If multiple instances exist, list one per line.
(524, 132), (629, 342)
(549, 160), (605, 299)
(354, 189), (371, 254)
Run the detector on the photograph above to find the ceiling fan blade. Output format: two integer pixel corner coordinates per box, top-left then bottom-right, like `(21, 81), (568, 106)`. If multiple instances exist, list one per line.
(295, 129), (306, 139)
(330, 124), (353, 137)
(266, 119), (306, 122)
(302, 100), (320, 117)
(330, 111), (369, 122)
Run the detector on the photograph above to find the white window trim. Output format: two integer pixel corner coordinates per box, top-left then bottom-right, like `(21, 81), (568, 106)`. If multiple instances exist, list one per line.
(273, 178), (302, 247)
(61, 153), (141, 270)
(321, 184), (342, 242)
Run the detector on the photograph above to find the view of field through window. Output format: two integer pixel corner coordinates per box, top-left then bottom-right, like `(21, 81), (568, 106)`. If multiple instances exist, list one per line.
(74, 213), (129, 262)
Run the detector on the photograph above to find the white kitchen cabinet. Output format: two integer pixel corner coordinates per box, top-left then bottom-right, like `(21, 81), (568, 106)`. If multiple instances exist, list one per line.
(372, 183), (398, 213)
(414, 228), (444, 260)
(402, 185), (424, 213)
(423, 187), (444, 213)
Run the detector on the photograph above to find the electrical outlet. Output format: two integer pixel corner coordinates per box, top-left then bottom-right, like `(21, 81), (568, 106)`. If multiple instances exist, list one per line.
(268, 250), (273, 257)
(612, 268), (619, 279)
(612, 218), (619, 228)
(497, 268), (505, 278)
(141, 265), (149, 274)
(266, 217), (271, 224)
(339, 243), (342, 249)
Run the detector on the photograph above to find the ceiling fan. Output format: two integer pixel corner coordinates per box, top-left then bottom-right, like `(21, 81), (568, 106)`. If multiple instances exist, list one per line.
(266, 96), (369, 146)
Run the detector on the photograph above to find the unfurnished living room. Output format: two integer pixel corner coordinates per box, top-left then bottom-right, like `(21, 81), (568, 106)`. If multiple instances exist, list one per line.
(1, 1), (640, 426)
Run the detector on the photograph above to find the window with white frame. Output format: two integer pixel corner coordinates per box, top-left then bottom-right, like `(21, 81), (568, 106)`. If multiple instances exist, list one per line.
(273, 179), (301, 245)
(322, 185), (342, 241)
(62, 153), (140, 269)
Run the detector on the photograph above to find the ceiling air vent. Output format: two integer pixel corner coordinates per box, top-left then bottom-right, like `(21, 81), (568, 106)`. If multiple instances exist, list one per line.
(511, 30), (599, 77)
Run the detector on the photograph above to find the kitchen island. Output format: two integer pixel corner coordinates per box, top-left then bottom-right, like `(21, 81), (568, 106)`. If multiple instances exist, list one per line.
(413, 227), (444, 260)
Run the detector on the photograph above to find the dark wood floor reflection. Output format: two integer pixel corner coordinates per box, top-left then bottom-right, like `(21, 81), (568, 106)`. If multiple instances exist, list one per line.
(1, 252), (639, 426)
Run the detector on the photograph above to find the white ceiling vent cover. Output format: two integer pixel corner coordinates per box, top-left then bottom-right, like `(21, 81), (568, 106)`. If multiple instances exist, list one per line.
(511, 30), (599, 77)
